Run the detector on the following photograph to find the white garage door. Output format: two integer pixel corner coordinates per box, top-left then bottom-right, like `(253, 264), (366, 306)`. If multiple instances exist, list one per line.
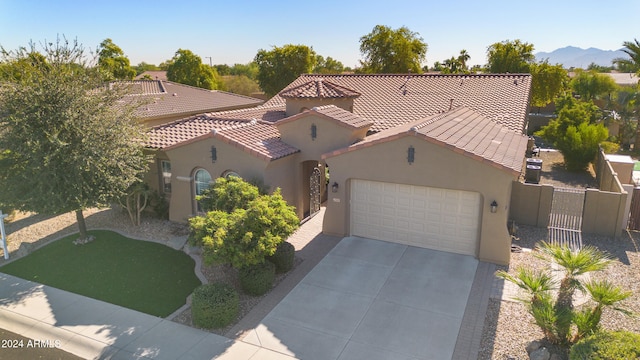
(350, 179), (481, 256)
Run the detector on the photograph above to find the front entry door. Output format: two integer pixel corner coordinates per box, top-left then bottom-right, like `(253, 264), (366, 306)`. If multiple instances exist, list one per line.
(310, 167), (321, 216)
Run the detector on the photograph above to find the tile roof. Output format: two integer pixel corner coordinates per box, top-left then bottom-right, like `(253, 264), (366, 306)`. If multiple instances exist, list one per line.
(135, 70), (168, 81)
(276, 105), (373, 130)
(121, 80), (263, 119)
(266, 74), (531, 133)
(324, 107), (529, 175)
(279, 79), (361, 99)
(146, 106), (293, 161)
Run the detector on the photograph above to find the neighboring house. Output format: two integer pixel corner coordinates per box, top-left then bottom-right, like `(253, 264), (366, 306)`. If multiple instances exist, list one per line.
(135, 70), (168, 81)
(122, 80), (264, 127)
(146, 74), (532, 265)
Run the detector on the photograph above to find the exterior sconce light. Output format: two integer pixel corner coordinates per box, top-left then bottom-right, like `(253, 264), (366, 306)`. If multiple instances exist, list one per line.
(407, 146), (415, 164)
(210, 146), (217, 163)
(311, 124), (317, 140)
(490, 200), (498, 213)
(331, 182), (339, 193)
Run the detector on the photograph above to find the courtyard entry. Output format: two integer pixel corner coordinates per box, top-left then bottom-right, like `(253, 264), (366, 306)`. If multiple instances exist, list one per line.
(548, 187), (585, 250)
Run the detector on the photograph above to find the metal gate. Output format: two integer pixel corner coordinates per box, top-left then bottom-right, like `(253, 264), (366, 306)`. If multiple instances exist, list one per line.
(309, 167), (321, 216)
(548, 187), (585, 250)
(628, 187), (640, 230)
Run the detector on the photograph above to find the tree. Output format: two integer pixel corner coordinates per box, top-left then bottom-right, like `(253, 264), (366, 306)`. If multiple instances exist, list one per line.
(530, 61), (568, 109)
(586, 62), (613, 73)
(0, 50), (49, 81)
(358, 25), (427, 74)
(166, 49), (220, 90)
(536, 96), (607, 171)
(486, 39), (534, 73)
(189, 179), (299, 269)
(458, 49), (470, 70)
(97, 38), (136, 80)
(254, 44), (316, 96)
(219, 75), (261, 96)
(314, 55), (345, 74)
(196, 176), (259, 213)
(570, 69), (617, 101)
(0, 38), (148, 240)
(613, 38), (640, 73)
(134, 62), (160, 75)
(496, 242), (630, 346)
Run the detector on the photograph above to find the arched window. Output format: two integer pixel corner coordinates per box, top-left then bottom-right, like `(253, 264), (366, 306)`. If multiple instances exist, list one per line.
(193, 169), (212, 213)
(221, 170), (240, 179)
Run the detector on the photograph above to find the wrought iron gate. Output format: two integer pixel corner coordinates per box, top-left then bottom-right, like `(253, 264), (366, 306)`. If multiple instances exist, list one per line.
(548, 187), (585, 250)
(310, 167), (321, 216)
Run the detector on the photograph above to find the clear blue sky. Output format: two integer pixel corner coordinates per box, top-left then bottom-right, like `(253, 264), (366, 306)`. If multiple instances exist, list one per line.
(1, 0), (638, 68)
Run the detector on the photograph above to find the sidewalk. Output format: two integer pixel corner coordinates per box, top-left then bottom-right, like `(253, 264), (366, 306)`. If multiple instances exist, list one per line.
(0, 208), (336, 359)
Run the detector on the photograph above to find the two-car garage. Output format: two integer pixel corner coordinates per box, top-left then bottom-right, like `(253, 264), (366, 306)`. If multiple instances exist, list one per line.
(349, 179), (481, 256)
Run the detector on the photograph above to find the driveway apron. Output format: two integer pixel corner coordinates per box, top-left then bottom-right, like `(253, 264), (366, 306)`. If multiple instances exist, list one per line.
(242, 236), (478, 360)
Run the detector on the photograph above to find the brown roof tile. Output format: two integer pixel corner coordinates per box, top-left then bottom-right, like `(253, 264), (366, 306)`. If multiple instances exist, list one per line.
(279, 79), (361, 99)
(276, 105), (372, 130)
(266, 74), (531, 133)
(216, 121), (299, 161)
(325, 107), (528, 175)
(121, 80), (263, 119)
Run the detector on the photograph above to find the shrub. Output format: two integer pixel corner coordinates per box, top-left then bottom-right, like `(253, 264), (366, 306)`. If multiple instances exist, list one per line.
(570, 331), (640, 360)
(267, 241), (295, 273)
(599, 141), (619, 154)
(151, 191), (170, 220)
(191, 283), (239, 329)
(239, 261), (276, 296)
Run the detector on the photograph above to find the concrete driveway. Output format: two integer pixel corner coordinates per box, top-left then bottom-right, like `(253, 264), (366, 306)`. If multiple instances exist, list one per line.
(242, 236), (479, 360)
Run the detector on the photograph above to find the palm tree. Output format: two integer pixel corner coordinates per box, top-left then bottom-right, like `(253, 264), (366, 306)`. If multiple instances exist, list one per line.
(457, 49), (470, 71)
(613, 39), (640, 73)
(535, 242), (612, 344)
(573, 279), (632, 341)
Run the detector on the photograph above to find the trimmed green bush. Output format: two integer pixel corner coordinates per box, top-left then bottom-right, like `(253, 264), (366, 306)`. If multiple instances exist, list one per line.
(570, 331), (640, 360)
(267, 241), (295, 273)
(191, 283), (239, 329)
(239, 261), (276, 296)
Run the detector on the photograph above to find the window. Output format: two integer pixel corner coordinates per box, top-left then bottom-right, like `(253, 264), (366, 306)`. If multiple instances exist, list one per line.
(193, 169), (212, 213)
(160, 160), (171, 193)
(221, 170), (240, 179)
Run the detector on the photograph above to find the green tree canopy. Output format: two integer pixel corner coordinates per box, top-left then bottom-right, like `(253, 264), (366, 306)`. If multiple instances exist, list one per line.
(166, 49), (221, 90)
(358, 25), (427, 74)
(314, 55), (345, 74)
(0, 38), (148, 239)
(0, 50), (49, 81)
(219, 75), (261, 96)
(536, 96), (607, 171)
(134, 61), (160, 75)
(196, 176), (260, 213)
(486, 39), (535, 73)
(97, 38), (136, 80)
(613, 38), (640, 73)
(189, 179), (299, 269)
(530, 61), (568, 108)
(570, 69), (617, 101)
(254, 44), (317, 96)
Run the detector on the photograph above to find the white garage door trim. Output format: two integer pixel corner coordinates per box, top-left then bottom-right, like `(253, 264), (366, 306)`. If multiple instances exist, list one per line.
(350, 179), (481, 256)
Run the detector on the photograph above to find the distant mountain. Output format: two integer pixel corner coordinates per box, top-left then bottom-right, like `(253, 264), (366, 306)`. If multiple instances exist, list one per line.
(535, 46), (627, 69)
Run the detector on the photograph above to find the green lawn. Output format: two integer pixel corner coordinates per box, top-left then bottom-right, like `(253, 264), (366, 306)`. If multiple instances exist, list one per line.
(635, 161), (640, 171)
(0, 230), (201, 317)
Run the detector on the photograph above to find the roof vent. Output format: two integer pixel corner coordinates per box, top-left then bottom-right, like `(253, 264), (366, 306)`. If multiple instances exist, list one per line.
(172, 93), (178, 96)
(409, 126), (418, 133)
(211, 129), (218, 135)
(514, 79), (518, 85)
(250, 118), (258, 125)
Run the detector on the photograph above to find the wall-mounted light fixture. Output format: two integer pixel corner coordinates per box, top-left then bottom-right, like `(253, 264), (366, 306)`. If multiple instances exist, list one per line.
(331, 182), (339, 193)
(490, 200), (498, 213)
(210, 146), (217, 163)
(407, 146), (415, 164)
(311, 124), (317, 140)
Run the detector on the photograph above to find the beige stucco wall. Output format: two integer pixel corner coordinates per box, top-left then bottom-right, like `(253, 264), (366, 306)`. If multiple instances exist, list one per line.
(285, 98), (354, 117)
(582, 188), (627, 238)
(323, 135), (517, 265)
(509, 181), (553, 227)
(277, 114), (367, 162)
(164, 137), (269, 222)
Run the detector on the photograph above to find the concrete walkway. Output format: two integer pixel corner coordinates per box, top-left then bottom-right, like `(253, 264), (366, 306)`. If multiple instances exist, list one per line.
(0, 207), (495, 359)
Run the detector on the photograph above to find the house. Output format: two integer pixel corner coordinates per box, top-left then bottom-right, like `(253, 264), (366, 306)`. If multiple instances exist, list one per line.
(146, 74), (532, 265)
(123, 79), (264, 127)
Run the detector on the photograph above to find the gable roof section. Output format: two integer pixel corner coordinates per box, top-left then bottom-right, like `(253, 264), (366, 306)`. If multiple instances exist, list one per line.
(279, 79), (361, 99)
(121, 80), (263, 119)
(266, 74), (531, 133)
(324, 107), (528, 175)
(276, 105), (373, 130)
(146, 106), (297, 161)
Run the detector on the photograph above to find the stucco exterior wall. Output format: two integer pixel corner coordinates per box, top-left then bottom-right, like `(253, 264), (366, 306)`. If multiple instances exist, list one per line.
(323, 135), (517, 265)
(285, 98), (354, 117)
(164, 138), (269, 222)
(509, 181), (553, 227)
(582, 188), (627, 238)
(277, 114), (367, 162)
